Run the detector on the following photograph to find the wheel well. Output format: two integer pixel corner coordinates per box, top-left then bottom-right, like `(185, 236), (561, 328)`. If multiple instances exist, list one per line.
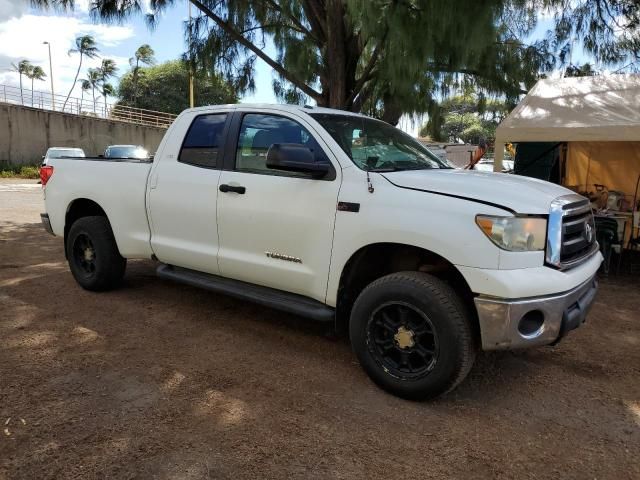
(336, 243), (477, 333)
(64, 199), (108, 249)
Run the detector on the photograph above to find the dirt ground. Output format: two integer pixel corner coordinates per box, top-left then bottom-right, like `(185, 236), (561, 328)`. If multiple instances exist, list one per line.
(1, 179), (639, 480)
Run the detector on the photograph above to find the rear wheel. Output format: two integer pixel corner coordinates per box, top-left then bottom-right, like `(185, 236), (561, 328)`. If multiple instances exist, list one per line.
(350, 271), (476, 400)
(66, 216), (126, 291)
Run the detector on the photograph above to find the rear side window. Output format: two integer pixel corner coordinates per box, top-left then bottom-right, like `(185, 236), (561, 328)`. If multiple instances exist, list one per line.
(179, 114), (227, 168)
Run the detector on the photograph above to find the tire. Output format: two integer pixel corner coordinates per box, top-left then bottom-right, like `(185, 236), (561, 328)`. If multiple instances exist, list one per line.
(65, 216), (126, 291)
(349, 271), (476, 400)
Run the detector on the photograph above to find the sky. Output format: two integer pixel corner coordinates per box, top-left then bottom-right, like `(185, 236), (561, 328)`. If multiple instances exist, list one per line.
(0, 0), (277, 106)
(0, 1), (598, 135)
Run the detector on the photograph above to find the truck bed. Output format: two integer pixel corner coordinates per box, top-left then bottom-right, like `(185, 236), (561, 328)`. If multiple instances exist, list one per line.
(44, 157), (155, 259)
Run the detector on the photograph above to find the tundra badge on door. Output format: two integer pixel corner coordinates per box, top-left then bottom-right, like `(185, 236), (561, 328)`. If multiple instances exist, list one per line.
(265, 251), (302, 263)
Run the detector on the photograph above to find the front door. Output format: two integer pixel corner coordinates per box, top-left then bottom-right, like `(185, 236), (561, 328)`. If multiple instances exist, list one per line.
(148, 111), (230, 274)
(216, 111), (341, 302)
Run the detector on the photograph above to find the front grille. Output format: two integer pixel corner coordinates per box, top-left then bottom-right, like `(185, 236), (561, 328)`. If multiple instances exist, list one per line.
(560, 200), (596, 266)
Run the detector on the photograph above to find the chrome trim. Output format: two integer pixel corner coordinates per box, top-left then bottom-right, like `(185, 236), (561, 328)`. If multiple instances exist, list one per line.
(558, 242), (600, 269)
(546, 198), (565, 266)
(546, 194), (595, 270)
(474, 275), (598, 350)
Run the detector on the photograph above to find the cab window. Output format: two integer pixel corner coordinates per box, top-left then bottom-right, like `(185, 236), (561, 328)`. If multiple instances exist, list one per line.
(179, 114), (227, 168)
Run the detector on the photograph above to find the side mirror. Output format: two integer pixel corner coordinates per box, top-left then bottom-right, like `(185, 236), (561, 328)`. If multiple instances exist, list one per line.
(41, 155), (45, 160)
(266, 143), (330, 179)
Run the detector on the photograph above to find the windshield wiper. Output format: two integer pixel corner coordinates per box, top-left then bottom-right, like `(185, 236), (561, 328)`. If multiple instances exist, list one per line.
(366, 167), (401, 172)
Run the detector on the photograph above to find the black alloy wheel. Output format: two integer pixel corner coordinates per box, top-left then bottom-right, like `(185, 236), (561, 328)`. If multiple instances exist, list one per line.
(72, 233), (97, 277)
(367, 301), (439, 380)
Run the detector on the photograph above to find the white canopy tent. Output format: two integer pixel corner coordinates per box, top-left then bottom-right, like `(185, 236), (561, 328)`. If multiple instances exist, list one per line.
(494, 74), (640, 172)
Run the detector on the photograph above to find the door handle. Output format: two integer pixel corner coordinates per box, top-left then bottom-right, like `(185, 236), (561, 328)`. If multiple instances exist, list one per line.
(219, 184), (246, 194)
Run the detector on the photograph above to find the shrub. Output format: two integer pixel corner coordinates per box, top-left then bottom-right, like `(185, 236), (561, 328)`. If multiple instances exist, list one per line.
(0, 164), (41, 179)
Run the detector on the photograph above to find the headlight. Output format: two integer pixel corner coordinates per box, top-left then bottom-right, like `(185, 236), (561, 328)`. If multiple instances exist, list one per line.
(476, 215), (547, 252)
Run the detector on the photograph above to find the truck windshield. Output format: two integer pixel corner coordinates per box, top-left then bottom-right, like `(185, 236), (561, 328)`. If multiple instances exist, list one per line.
(48, 149), (85, 158)
(105, 146), (149, 159)
(309, 113), (452, 171)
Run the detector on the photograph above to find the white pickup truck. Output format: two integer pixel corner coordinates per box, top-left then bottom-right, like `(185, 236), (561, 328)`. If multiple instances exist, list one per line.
(41, 104), (602, 399)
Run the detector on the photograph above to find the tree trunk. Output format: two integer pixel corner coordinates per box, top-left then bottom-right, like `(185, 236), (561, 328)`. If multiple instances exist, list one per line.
(92, 88), (96, 114)
(324, 0), (347, 109)
(64, 54), (83, 111)
(380, 91), (403, 126)
(19, 74), (23, 105)
(317, 1), (361, 111)
(133, 58), (139, 107)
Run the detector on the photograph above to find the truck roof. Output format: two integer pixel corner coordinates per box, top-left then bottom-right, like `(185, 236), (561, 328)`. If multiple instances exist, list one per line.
(181, 103), (369, 118)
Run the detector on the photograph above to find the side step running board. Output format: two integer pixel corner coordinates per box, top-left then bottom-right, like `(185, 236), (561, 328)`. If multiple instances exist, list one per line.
(156, 264), (335, 323)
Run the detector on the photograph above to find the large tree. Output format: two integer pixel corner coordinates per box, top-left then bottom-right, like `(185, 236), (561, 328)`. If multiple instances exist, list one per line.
(11, 59), (32, 105)
(25, 65), (47, 106)
(129, 44), (156, 106)
(34, 0), (640, 123)
(116, 60), (238, 114)
(81, 68), (101, 113)
(421, 89), (513, 143)
(97, 58), (118, 112)
(63, 35), (99, 111)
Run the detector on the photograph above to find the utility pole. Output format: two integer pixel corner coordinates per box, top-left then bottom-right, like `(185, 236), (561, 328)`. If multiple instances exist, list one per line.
(188, 0), (195, 108)
(43, 41), (55, 111)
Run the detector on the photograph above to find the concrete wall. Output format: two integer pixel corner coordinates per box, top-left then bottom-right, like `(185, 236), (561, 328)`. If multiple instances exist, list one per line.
(0, 103), (167, 165)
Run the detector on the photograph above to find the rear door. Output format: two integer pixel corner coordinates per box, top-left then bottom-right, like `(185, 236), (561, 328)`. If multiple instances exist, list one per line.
(216, 110), (341, 302)
(148, 110), (231, 274)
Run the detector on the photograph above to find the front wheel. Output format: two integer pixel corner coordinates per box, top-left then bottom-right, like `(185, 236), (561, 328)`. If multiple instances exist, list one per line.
(66, 216), (126, 291)
(349, 272), (476, 400)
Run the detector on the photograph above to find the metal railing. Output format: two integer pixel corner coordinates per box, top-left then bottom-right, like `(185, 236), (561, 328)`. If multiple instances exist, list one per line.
(0, 83), (177, 128)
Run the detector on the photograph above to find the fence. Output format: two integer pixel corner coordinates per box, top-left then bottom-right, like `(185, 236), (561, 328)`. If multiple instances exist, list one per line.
(0, 83), (177, 128)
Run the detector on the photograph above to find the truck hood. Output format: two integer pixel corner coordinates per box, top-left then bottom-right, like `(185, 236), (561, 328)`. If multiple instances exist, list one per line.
(381, 169), (575, 214)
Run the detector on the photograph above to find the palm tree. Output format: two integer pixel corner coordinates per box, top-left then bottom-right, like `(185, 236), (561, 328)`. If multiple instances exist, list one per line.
(25, 65), (46, 106)
(129, 44), (155, 106)
(63, 35), (99, 111)
(11, 60), (32, 105)
(82, 68), (101, 114)
(100, 83), (115, 116)
(79, 79), (91, 112)
(97, 59), (118, 115)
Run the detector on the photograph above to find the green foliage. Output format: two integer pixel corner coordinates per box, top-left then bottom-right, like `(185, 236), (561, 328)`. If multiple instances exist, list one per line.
(421, 89), (512, 143)
(0, 164), (40, 179)
(129, 44), (156, 106)
(64, 35), (100, 108)
(11, 59), (32, 76)
(130, 44), (155, 68)
(539, 0), (640, 67)
(69, 35), (99, 59)
(31, 0), (640, 123)
(564, 63), (599, 77)
(116, 60), (238, 114)
(26, 65), (46, 82)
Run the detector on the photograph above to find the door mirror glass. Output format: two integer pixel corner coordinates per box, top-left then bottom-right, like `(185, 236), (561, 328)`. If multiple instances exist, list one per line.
(266, 143), (330, 179)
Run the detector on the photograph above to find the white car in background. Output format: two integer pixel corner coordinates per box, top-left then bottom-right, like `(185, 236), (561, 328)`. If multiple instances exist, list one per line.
(473, 159), (514, 173)
(42, 147), (86, 166)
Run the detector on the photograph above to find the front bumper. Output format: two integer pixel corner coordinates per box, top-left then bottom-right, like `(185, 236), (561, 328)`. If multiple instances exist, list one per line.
(40, 213), (54, 235)
(475, 275), (598, 350)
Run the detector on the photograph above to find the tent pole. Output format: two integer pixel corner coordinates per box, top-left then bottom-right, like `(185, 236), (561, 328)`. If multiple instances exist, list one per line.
(494, 138), (505, 172)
